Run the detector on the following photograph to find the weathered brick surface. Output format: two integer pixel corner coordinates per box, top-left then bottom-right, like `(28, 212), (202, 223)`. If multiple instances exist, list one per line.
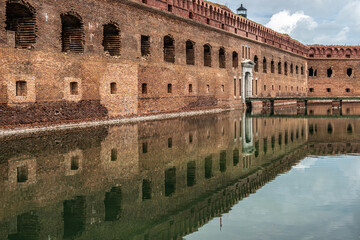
(308, 59), (360, 97)
(0, 100), (108, 125)
(0, 0), (347, 127)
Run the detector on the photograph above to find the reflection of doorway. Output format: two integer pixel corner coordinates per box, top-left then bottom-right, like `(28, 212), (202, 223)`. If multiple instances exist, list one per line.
(245, 116), (252, 143)
(242, 113), (255, 156)
(245, 72), (251, 97)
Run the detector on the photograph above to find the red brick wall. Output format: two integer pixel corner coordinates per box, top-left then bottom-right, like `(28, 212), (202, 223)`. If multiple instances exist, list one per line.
(0, 0), (309, 125)
(308, 59), (360, 97)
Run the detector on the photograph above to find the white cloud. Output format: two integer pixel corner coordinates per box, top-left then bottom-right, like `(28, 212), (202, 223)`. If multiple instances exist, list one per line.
(334, 26), (350, 42)
(339, 1), (360, 27)
(313, 26), (350, 44)
(265, 10), (318, 34)
(293, 157), (318, 170)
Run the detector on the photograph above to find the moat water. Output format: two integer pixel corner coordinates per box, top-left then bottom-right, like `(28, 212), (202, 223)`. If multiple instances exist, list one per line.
(1, 104), (360, 239)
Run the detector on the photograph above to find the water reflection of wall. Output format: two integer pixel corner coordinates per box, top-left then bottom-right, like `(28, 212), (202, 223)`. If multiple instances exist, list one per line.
(307, 117), (360, 155)
(308, 103), (360, 116)
(0, 112), (309, 240)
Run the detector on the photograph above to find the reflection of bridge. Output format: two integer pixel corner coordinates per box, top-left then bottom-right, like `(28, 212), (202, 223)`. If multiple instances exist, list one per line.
(246, 97), (360, 102)
(249, 114), (360, 119)
(246, 98), (360, 115)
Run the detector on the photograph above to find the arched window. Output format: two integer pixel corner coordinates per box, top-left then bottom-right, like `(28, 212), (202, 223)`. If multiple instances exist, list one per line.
(278, 62), (282, 74)
(308, 67), (314, 77)
(271, 60), (275, 73)
(347, 68), (353, 77)
(102, 23), (120, 56)
(284, 62), (288, 75)
(232, 51), (238, 68)
(254, 55), (258, 72)
(219, 47), (226, 68)
(163, 35), (175, 63)
(263, 57), (267, 73)
(204, 44), (211, 67)
(6, 1), (37, 49)
(327, 68), (333, 78)
(296, 65), (299, 74)
(61, 13), (84, 53)
(186, 40), (195, 65)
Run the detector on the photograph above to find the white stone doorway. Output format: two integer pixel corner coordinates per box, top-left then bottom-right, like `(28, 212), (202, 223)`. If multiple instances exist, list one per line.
(241, 60), (255, 102)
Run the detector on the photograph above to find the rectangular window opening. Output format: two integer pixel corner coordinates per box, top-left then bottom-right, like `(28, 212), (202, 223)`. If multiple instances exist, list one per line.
(71, 156), (80, 170)
(141, 35), (150, 57)
(167, 4), (173, 12)
(70, 82), (79, 95)
(142, 142), (148, 153)
(17, 165), (28, 183)
(111, 148), (117, 161)
(16, 81), (27, 96)
(110, 82), (117, 94)
(142, 83), (147, 94)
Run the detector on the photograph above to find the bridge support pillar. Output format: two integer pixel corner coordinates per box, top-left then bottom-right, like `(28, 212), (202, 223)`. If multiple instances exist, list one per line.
(262, 101), (271, 108)
(297, 100), (307, 115)
(332, 100), (343, 115)
(297, 100), (306, 108)
(261, 100), (274, 115)
(332, 100), (342, 109)
(245, 101), (252, 114)
(270, 100), (274, 115)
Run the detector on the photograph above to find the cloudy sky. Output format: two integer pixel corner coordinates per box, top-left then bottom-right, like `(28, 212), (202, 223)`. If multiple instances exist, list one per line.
(219, 0), (360, 45)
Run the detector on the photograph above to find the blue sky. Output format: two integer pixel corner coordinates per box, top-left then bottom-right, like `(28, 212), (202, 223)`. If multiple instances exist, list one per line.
(218, 0), (360, 45)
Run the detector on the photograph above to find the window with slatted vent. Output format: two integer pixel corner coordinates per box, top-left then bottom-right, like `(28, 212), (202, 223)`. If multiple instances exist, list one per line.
(61, 13), (84, 53)
(6, 1), (37, 49)
(103, 23), (120, 56)
(164, 35), (175, 63)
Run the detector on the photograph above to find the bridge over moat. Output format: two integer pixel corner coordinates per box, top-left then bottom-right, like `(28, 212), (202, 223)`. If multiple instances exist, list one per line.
(245, 96), (360, 115)
(246, 96), (360, 102)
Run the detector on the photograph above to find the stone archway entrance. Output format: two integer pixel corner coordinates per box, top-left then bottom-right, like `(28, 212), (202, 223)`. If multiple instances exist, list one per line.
(241, 60), (255, 102)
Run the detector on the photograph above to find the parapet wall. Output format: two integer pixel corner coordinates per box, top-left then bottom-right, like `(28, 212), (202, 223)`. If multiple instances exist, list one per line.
(140, 0), (309, 56)
(308, 45), (360, 59)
